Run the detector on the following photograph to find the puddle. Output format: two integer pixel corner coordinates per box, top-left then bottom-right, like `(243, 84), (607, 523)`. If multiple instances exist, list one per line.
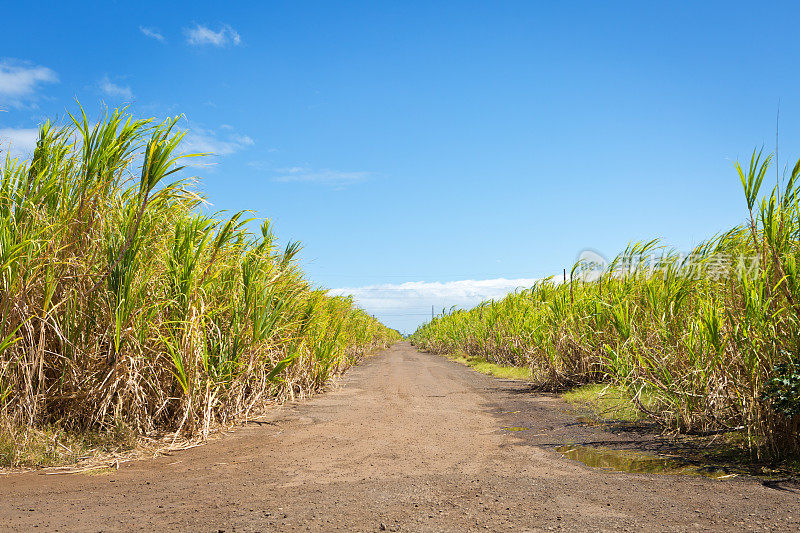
(556, 444), (736, 480)
(503, 426), (530, 431)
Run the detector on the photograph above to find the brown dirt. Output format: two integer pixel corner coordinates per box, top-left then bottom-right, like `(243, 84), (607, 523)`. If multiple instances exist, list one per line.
(2, 342), (799, 532)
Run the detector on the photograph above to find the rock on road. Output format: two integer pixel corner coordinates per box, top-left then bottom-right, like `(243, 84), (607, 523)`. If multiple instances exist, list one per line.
(2, 342), (799, 531)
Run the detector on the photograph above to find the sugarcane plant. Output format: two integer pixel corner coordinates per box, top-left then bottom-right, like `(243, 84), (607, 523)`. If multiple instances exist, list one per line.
(0, 105), (399, 466)
(412, 150), (800, 458)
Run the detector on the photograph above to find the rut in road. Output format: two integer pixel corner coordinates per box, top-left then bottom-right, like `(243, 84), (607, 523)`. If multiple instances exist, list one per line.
(2, 342), (799, 532)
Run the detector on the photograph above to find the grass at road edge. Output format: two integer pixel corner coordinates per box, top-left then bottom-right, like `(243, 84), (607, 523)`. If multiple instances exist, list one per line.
(562, 384), (648, 422)
(438, 350), (800, 476)
(442, 352), (534, 380)
(439, 352), (649, 423)
(0, 424), (137, 470)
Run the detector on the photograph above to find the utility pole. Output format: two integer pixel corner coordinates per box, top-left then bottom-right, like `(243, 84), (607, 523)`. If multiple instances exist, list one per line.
(570, 272), (574, 305)
(431, 305), (434, 321)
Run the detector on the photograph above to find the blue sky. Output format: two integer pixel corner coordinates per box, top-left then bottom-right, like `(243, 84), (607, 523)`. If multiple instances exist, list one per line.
(2, 1), (800, 332)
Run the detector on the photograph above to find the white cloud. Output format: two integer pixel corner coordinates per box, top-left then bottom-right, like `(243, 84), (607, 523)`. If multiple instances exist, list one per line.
(0, 60), (58, 106)
(330, 277), (544, 333)
(0, 127), (39, 159)
(185, 24), (241, 47)
(140, 26), (165, 42)
(273, 167), (372, 186)
(181, 125), (254, 165)
(99, 75), (134, 100)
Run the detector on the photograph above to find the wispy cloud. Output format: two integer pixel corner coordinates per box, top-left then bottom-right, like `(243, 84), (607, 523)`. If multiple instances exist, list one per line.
(0, 60), (58, 106)
(330, 277), (543, 333)
(140, 26), (165, 42)
(181, 125), (254, 165)
(0, 127), (38, 159)
(185, 24), (241, 47)
(273, 167), (372, 186)
(98, 75), (133, 100)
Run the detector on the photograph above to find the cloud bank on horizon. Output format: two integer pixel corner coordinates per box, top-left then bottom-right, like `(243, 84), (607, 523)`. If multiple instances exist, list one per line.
(330, 277), (545, 333)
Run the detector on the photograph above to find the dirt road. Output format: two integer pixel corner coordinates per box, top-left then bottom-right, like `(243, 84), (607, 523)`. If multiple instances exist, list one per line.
(2, 342), (799, 531)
